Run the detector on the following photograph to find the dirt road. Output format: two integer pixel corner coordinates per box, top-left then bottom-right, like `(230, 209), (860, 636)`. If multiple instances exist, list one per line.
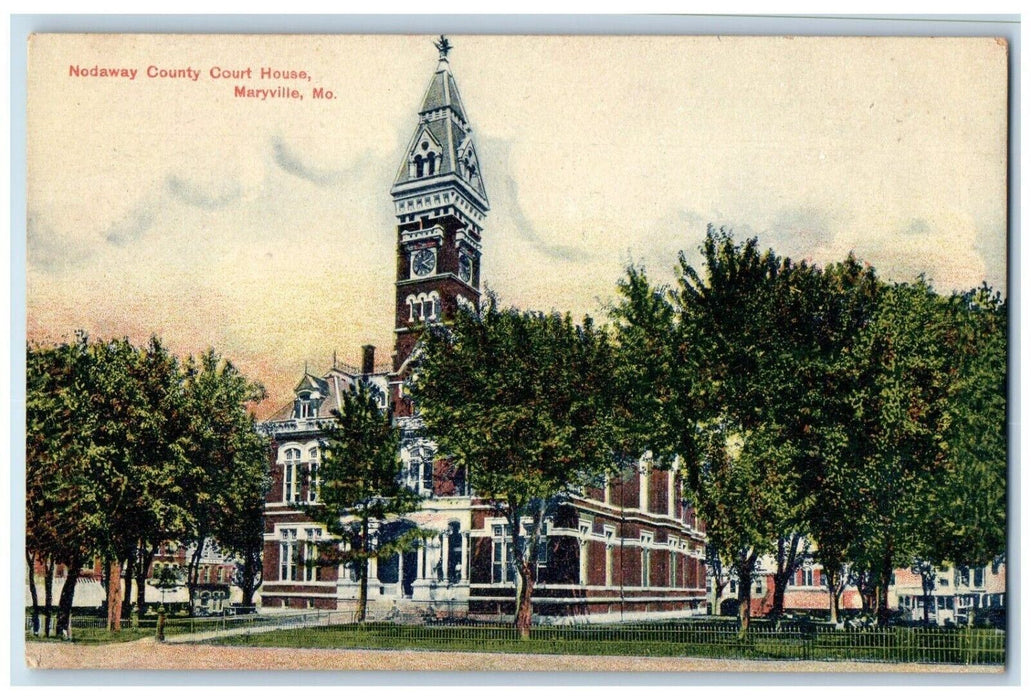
(24, 638), (1000, 674)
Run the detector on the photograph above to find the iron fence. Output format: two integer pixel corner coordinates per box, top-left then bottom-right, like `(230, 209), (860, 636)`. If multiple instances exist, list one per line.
(263, 619), (1004, 665)
(26, 614), (1005, 665)
(24, 610), (337, 642)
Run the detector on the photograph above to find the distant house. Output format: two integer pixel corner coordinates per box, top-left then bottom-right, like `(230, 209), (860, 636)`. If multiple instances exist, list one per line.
(892, 560), (1006, 626)
(709, 545), (1006, 625)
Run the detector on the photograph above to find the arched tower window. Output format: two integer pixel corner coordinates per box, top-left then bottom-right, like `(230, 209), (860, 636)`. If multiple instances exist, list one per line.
(413, 154), (425, 178)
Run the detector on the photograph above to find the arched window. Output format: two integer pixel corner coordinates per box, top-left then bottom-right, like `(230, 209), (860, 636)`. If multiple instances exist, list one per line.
(284, 448), (301, 502)
(414, 154), (424, 178)
(427, 152), (437, 175)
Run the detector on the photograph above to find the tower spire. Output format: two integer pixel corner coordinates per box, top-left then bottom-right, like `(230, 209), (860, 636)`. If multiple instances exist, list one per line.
(434, 34), (452, 60)
(390, 36), (490, 415)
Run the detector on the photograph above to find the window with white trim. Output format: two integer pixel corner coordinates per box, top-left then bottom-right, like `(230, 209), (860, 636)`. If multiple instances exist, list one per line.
(279, 528), (298, 581)
(640, 533), (653, 587)
(303, 527), (323, 582)
(578, 521), (591, 585)
(283, 448), (301, 503)
(305, 446), (320, 503)
(669, 538), (678, 587)
(491, 524), (515, 583)
(603, 526), (616, 587)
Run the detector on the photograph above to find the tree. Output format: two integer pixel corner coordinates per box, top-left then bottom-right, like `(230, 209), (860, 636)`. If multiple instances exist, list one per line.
(26, 339), (98, 636)
(840, 280), (960, 625)
(931, 286), (1007, 568)
(26, 334), (269, 631)
(669, 228), (826, 631)
(303, 381), (423, 622)
(180, 350), (269, 614)
(410, 296), (618, 638)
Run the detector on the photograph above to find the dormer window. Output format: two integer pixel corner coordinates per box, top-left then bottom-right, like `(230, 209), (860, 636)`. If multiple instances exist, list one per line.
(409, 130), (443, 179)
(294, 391), (320, 419)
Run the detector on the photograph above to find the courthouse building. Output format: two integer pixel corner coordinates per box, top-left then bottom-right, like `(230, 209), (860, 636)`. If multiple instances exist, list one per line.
(258, 39), (708, 622)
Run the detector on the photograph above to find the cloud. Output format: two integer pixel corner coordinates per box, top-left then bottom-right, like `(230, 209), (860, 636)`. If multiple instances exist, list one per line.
(104, 203), (156, 246)
(486, 137), (593, 263)
(165, 175), (242, 210)
(27, 212), (94, 271)
(271, 136), (346, 186)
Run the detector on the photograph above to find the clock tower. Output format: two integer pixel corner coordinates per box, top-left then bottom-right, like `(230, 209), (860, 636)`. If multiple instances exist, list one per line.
(390, 36), (489, 415)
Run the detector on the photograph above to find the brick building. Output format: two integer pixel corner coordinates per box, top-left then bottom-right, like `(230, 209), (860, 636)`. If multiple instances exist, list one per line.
(257, 38), (708, 622)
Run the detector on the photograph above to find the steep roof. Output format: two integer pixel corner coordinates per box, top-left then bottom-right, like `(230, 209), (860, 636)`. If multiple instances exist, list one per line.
(392, 52), (488, 204)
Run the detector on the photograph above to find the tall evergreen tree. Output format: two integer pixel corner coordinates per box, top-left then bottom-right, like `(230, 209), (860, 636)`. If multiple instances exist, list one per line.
(302, 381), (423, 623)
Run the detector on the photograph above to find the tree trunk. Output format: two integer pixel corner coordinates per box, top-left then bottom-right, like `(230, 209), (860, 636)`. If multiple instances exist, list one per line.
(43, 558), (55, 637)
(56, 558), (81, 638)
(106, 559), (123, 632)
(515, 560), (535, 640)
(876, 552), (892, 627)
(135, 546), (155, 616)
(826, 567), (842, 626)
(239, 545), (262, 607)
(26, 550), (40, 636)
(770, 534), (802, 619)
(356, 519), (369, 622)
(737, 553), (756, 635)
(828, 582), (838, 625)
(121, 553), (135, 621)
(187, 537), (205, 616)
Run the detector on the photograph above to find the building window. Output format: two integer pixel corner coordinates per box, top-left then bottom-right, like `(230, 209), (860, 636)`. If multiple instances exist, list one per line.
(422, 458), (433, 492)
(669, 540), (678, 587)
(603, 527), (616, 587)
(305, 447), (320, 503)
(284, 448), (301, 503)
(803, 569), (814, 587)
(640, 533), (653, 588)
(491, 524), (514, 583)
(535, 523), (549, 576)
(280, 529), (298, 581)
(303, 528), (322, 582)
(974, 567), (984, 588)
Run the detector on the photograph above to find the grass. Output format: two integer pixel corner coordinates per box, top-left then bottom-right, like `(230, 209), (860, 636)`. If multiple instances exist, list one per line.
(205, 622), (1005, 665)
(26, 614), (248, 644)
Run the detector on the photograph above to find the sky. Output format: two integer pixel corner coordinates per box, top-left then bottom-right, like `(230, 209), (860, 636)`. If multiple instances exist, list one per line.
(26, 34), (1009, 418)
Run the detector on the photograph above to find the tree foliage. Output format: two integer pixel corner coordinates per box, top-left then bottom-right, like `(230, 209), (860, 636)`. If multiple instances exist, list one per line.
(614, 225), (1007, 628)
(303, 381), (423, 622)
(25, 334), (269, 633)
(410, 295), (618, 636)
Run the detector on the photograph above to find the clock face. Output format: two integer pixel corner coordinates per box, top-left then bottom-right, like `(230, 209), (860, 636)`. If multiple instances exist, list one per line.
(412, 249), (436, 277)
(458, 253), (472, 283)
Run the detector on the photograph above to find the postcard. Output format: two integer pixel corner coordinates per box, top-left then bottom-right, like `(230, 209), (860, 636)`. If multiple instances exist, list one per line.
(22, 30), (1009, 675)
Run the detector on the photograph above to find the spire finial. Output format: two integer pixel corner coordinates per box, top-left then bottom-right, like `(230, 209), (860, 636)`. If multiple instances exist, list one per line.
(434, 34), (452, 60)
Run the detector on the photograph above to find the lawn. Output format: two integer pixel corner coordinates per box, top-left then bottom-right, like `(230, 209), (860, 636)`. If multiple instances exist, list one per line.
(205, 622), (1005, 665)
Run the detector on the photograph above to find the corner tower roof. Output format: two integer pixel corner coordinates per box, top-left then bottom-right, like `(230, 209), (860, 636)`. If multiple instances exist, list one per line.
(391, 37), (488, 208)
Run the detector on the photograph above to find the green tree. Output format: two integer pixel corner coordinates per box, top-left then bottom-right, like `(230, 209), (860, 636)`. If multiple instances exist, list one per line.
(303, 381), (423, 623)
(669, 228), (824, 630)
(410, 296), (617, 638)
(932, 286), (1007, 567)
(841, 280), (959, 625)
(26, 335), (269, 631)
(26, 338), (99, 636)
(180, 350), (269, 614)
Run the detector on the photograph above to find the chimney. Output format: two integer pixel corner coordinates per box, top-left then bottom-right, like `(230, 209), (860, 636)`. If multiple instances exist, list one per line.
(362, 345), (375, 375)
